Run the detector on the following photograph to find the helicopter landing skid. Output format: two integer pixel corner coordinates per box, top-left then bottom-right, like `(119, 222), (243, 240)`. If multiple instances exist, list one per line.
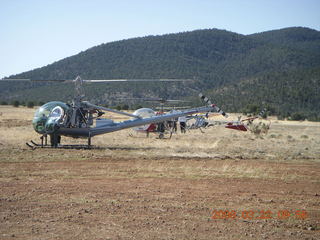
(26, 140), (93, 150)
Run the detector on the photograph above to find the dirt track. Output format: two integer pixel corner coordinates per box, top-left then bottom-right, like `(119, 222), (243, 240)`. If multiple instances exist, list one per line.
(0, 107), (319, 239)
(0, 155), (319, 240)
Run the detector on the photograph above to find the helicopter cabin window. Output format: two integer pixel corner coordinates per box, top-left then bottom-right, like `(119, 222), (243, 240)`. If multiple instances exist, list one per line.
(34, 107), (51, 119)
(49, 106), (64, 120)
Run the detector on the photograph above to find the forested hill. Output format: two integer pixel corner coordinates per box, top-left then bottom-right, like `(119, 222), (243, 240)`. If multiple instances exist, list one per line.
(1, 27), (320, 120)
(249, 27), (320, 54)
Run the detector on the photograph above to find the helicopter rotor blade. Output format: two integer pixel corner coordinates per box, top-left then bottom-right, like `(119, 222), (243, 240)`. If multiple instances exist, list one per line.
(119, 97), (189, 103)
(1, 78), (193, 83)
(258, 108), (267, 118)
(155, 106), (191, 110)
(83, 101), (140, 119)
(1, 78), (71, 82)
(1, 78), (31, 81)
(144, 99), (188, 103)
(82, 79), (193, 83)
(164, 99), (189, 102)
(199, 93), (228, 118)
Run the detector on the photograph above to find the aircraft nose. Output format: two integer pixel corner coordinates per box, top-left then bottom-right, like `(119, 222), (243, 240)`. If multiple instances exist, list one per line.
(33, 117), (47, 134)
(44, 118), (59, 134)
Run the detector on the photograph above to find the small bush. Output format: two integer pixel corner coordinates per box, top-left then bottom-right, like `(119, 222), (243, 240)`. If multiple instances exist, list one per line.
(27, 101), (35, 108)
(277, 115), (284, 120)
(307, 114), (320, 122)
(242, 104), (259, 115)
(269, 134), (277, 138)
(122, 104), (129, 110)
(135, 105), (143, 110)
(287, 135), (295, 142)
(12, 100), (20, 107)
(290, 112), (306, 121)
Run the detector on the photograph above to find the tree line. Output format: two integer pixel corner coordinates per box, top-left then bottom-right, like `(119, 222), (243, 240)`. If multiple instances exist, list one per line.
(1, 27), (319, 121)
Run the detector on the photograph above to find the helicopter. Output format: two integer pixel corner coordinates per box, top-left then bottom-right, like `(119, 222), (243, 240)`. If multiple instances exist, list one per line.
(224, 108), (271, 135)
(1, 76), (228, 148)
(188, 94), (270, 135)
(185, 113), (211, 132)
(122, 97), (189, 139)
(208, 108), (270, 135)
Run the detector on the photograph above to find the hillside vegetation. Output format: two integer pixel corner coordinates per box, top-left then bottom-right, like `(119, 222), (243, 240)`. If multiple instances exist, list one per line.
(1, 27), (319, 119)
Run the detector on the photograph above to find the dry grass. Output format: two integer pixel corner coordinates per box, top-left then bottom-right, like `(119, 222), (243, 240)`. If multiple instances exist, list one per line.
(1, 106), (320, 163)
(1, 105), (320, 183)
(0, 106), (320, 182)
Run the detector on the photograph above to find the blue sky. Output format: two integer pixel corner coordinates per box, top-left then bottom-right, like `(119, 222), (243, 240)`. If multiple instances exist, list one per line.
(1, 0), (319, 78)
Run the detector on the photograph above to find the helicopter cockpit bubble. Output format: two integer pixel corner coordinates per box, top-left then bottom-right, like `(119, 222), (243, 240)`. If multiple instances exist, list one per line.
(32, 101), (69, 134)
(132, 108), (156, 118)
(131, 108), (156, 132)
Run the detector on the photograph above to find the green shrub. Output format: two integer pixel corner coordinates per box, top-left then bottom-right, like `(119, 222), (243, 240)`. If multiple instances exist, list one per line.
(27, 101), (35, 108)
(12, 100), (20, 107)
(122, 104), (129, 110)
(290, 112), (306, 121)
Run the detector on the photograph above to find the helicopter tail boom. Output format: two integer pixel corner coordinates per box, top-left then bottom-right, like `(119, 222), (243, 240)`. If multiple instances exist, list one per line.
(89, 105), (219, 136)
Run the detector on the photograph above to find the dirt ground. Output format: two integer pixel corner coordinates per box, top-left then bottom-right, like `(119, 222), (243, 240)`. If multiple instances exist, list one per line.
(0, 106), (319, 239)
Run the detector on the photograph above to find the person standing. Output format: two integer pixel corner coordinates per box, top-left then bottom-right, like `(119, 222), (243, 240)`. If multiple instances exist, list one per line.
(178, 115), (187, 133)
